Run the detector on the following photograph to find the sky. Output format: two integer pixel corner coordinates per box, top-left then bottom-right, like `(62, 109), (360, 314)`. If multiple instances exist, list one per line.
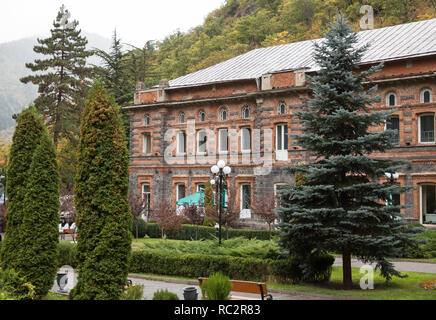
(0, 0), (225, 46)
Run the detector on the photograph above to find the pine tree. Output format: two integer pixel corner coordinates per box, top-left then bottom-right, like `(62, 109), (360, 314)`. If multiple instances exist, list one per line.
(20, 5), (93, 148)
(71, 80), (132, 300)
(277, 15), (419, 289)
(20, 129), (60, 298)
(0, 106), (45, 271)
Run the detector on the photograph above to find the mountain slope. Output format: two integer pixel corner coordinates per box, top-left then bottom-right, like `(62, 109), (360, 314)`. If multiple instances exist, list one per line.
(0, 32), (110, 131)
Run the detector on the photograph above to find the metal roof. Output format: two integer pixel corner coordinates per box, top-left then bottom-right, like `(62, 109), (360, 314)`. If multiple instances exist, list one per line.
(168, 19), (436, 89)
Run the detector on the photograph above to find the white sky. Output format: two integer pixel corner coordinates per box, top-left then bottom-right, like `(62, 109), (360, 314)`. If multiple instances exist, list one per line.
(0, 0), (225, 46)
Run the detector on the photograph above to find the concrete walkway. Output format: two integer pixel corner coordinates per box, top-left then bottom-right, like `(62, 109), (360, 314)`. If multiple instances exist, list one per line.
(127, 275), (360, 300)
(334, 258), (436, 274)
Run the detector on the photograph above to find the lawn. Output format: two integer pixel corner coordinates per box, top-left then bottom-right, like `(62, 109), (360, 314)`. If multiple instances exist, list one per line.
(131, 267), (435, 300)
(270, 267), (436, 300)
(131, 238), (435, 300)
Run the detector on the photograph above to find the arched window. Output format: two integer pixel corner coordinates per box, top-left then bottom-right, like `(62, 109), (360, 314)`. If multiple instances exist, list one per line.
(198, 110), (206, 122)
(421, 88), (432, 103)
(219, 108), (228, 121)
(278, 102), (286, 115)
(178, 112), (185, 124)
(242, 106), (250, 119)
(144, 114), (151, 126)
(386, 92), (397, 107)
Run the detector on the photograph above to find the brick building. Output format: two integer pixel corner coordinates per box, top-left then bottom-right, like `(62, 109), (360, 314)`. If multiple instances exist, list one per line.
(126, 19), (436, 225)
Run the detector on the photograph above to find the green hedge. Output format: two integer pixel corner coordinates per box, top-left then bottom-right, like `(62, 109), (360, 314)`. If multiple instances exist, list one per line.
(132, 221), (280, 241)
(129, 249), (333, 283)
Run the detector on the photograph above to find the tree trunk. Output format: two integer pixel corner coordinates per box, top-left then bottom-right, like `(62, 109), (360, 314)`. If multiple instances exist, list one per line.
(342, 247), (353, 289)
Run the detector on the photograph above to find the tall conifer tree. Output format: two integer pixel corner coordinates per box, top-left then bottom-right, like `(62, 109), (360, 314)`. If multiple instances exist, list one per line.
(71, 80), (132, 300)
(277, 16), (418, 289)
(20, 129), (60, 298)
(0, 106), (45, 271)
(20, 5), (93, 148)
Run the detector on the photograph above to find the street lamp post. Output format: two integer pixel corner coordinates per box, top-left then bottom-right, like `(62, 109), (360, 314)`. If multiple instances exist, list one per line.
(385, 172), (399, 206)
(210, 160), (231, 246)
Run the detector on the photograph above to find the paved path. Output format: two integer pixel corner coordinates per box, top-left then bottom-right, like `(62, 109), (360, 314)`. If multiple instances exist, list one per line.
(334, 258), (436, 274)
(50, 273), (360, 300)
(127, 275), (360, 300)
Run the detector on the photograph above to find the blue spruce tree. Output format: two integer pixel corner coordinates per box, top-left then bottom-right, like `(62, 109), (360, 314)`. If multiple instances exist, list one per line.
(277, 15), (419, 289)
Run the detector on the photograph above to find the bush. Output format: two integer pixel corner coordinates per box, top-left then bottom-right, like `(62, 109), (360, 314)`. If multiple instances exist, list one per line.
(121, 283), (144, 300)
(129, 249), (334, 283)
(152, 289), (179, 300)
(0, 269), (36, 300)
(139, 237), (278, 259)
(403, 227), (436, 259)
(134, 223), (279, 240)
(201, 272), (232, 300)
(58, 243), (78, 268)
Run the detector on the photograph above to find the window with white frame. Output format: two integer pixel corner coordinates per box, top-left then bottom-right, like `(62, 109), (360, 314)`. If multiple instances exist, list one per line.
(421, 88), (432, 103)
(199, 110), (206, 122)
(242, 106), (250, 119)
(420, 184), (436, 224)
(219, 108), (228, 121)
(178, 112), (185, 124)
(176, 183), (186, 201)
(218, 128), (228, 152)
(276, 124), (288, 151)
(419, 113), (435, 143)
(385, 116), (400, 145)
(241, 127), (251, 151)
(197, 130), (207, 153)
(144, 114), (151, 126)
(386, 92), (397, 107)
(142, 133), (151, 154)
(240, 184), (251, 211)
(197, 183), (205, 192)
(142, 183), (151, 214)
(278, 102), (286, 115)
(177, 131), (186, 154)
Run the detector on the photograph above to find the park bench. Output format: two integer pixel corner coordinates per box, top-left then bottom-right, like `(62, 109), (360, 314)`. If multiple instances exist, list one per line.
(60, 228), (77, 243)
(198, 277), (273, 300)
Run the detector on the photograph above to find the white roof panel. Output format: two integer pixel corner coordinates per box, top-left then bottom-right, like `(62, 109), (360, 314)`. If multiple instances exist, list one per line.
(168, 19), (436, 88)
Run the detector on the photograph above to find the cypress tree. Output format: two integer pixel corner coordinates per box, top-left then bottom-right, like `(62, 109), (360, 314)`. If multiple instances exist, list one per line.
(0, 106), (45, 271)
(277, 16), (419, 289)
(71, 80), (132, 300)
(20, 129), (60, 298)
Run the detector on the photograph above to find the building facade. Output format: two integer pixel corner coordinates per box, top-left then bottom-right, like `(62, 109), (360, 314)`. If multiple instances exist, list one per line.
(126, 19), (436, 225)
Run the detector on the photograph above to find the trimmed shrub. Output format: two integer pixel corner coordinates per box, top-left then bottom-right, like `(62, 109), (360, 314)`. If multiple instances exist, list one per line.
(0, 106), (45, 271)
(129, 249), (334, 283)
(19, 129), (60, 298)
(71, 80), (132, 300)
(135, 223), (279, 241)
(271, 252), (334, 283)
(153, 289), (179, 300)
(201, 272), (232, 300)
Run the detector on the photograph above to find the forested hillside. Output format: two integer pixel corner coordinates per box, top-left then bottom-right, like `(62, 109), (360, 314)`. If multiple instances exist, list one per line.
(0, 33), (110, 132)
(137, 0), (436, 88)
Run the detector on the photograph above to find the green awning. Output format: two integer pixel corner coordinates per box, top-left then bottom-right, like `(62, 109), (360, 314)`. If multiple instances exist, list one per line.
(175, 189), (228, 208)
(176, 191), (205, 206)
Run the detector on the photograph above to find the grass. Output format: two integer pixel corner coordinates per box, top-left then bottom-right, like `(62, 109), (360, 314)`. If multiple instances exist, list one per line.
(269, 267), (436, 300)
(42, 292), (69, 300)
